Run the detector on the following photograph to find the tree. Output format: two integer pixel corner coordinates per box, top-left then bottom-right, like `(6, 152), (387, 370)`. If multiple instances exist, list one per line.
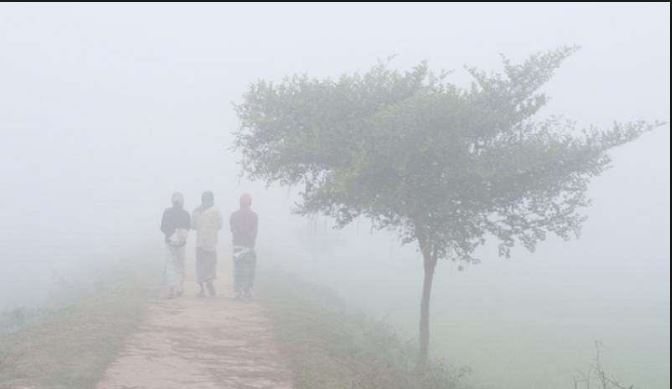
(232, 47), (664, 367)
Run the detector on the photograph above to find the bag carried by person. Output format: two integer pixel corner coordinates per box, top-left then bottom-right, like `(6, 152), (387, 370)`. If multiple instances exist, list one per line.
(233, 245), (254, 263)
(168, 228), (189, 247)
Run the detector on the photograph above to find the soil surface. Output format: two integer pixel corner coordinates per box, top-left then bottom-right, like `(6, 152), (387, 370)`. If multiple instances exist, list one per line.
(97, 272), (293, 389)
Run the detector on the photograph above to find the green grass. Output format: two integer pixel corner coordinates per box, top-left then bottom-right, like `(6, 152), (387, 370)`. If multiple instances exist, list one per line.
(0, 274), (151, 389)
(257, 271), (471, 389)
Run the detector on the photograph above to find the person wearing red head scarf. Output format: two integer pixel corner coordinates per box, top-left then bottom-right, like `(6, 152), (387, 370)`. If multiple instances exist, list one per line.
(230, 193), (258, 300)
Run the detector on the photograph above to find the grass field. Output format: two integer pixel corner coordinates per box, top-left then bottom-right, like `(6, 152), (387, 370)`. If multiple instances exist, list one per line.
(0, 274), (151, 389)
(257, 271), (471, 389)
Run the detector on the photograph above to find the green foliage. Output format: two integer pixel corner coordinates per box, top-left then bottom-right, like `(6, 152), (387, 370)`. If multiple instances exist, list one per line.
(234, 47), (663, 262)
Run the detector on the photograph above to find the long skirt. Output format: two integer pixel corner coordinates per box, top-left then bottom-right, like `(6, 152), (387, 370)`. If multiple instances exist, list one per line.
(233, 246), (257, 294)
(165, 244), (186, 292)
(196, 247), (217, 284)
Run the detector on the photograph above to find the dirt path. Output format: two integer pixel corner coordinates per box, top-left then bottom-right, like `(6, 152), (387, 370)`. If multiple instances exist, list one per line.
(97, 270), (293, 389)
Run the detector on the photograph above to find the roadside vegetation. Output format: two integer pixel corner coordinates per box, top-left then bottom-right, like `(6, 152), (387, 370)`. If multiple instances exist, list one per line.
(257, 271), (471, 389)
(0, 269), (153, 389)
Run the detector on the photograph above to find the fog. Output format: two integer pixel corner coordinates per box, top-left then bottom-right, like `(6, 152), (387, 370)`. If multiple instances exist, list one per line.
(0, 3), (669, 389)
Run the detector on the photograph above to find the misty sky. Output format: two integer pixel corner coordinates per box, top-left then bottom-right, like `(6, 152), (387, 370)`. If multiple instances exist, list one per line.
(0, 4), (669, 388)
(1, 2), (668, 280)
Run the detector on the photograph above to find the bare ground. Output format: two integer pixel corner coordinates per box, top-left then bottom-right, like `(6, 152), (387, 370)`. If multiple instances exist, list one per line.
(96, 275), (293, 389)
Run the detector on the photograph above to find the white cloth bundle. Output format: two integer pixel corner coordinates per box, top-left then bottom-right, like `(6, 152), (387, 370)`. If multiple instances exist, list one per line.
(168, 228), (189, 247)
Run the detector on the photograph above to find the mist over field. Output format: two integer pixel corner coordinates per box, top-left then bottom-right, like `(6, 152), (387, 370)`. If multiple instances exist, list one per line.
(0, 3), (669, 389)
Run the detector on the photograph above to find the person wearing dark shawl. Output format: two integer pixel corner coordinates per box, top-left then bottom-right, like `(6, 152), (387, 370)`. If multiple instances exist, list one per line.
(160, 192), (190, 298)
(230, 193), (258, 300)
(192, 191), (223, 297)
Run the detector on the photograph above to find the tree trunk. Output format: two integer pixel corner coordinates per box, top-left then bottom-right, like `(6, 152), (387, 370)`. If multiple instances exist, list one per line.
(418, 242), (437, 369)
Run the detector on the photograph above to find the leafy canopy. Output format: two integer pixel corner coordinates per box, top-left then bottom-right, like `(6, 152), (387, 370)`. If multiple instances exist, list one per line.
(234, 47), (662, 262)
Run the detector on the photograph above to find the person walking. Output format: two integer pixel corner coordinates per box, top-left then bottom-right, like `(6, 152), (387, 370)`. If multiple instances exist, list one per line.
(192, 191), (223, 297)
(160, 192), (190, 298)
(230, 193), (258, 300)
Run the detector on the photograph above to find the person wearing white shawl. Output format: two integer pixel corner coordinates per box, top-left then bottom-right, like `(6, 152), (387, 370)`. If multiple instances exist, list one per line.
(192, 191), (223, 297)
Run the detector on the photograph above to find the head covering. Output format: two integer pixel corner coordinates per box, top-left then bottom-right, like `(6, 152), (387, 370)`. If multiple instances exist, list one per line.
(240, 193), (252, 209)
(171, 192), (184, 208)
(201, 191), (214, 208)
